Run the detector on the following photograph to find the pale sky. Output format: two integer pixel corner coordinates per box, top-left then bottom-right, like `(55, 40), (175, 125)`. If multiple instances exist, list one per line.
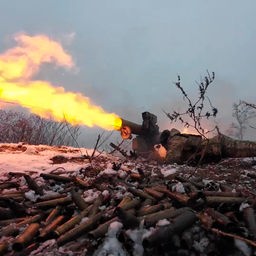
(1, 1), (256, 145)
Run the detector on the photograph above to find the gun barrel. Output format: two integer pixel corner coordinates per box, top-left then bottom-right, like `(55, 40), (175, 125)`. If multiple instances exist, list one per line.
(121, 119), (143, 135)
(118, 112), (159, 140)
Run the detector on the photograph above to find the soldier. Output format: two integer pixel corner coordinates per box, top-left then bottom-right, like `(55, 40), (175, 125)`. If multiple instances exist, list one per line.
(159, 128), (256, 165)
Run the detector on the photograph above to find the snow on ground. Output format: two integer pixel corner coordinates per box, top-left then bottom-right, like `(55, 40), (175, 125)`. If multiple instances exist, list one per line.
(0, 143), (113, 177)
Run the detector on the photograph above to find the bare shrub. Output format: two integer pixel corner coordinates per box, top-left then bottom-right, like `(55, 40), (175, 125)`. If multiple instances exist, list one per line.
(164, 71), (218, 138)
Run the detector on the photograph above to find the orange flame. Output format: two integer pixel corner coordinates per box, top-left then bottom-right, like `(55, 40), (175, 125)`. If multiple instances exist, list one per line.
(0, 33), (122, 130)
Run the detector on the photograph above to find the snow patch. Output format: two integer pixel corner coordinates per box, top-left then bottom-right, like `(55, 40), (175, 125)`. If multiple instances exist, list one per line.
(156, 219), (171, 226)
(83, 189), (101, 203)
(0, 143), (96, 176)
(239, 202), (250, 212)
(25, 190), (40, 202)
(99, 168), (117, 176)
(172, 182), (185, 193)
(93, 221), (128, 256)
(160, 166), (177, 177)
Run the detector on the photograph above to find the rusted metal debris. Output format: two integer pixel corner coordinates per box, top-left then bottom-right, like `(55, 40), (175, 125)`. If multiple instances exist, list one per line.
(0, 157), (256, 255)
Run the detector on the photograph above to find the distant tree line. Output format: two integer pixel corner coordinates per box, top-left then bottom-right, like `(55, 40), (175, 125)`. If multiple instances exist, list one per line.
(0, 110), (80, 146)
(229, 101), (256, 140)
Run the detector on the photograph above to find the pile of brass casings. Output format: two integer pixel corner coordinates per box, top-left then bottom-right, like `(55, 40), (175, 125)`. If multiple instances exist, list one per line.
(0, 157), (256, 255)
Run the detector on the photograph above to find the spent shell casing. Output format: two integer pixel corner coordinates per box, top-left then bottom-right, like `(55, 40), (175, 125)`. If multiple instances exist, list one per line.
(54, 205), (93, 236)
(243, 207), (256, 239)
(45, 206), (62, 225)
(117, 196), (132, 208)
(142, 207), (192, 228)
(39, 215), (65, 240)
(206, 196), (247, 205)
(88, 217), (118, 239)
(71, 189), (89, 210)
(118, 198), (141, 211)
(57, 212), (102, 246)
(143, 188), (164, 199)
(35, 196), (72, 208)
(143, 209), (197, 247)
(88, 194), (103, 217)
(137, 204), (165, 217)
(115, 207), (140, 229)
(128, 187), (155, 201)
(24, 174), (44, 195)
(12, 223), (40, 251)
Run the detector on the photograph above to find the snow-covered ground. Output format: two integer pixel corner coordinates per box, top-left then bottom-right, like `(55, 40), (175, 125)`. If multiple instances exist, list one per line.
(0, 143), (102, 176)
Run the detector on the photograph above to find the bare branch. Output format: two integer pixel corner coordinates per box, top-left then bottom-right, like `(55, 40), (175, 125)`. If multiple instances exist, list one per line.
(165, 71), (217, 138)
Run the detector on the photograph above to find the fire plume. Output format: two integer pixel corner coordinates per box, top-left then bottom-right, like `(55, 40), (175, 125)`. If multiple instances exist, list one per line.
(0, 33), (122, 130)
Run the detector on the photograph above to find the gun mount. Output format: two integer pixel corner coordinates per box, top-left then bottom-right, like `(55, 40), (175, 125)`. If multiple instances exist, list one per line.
(116, 111), (256, 164)
(119, 112), (160, 153)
